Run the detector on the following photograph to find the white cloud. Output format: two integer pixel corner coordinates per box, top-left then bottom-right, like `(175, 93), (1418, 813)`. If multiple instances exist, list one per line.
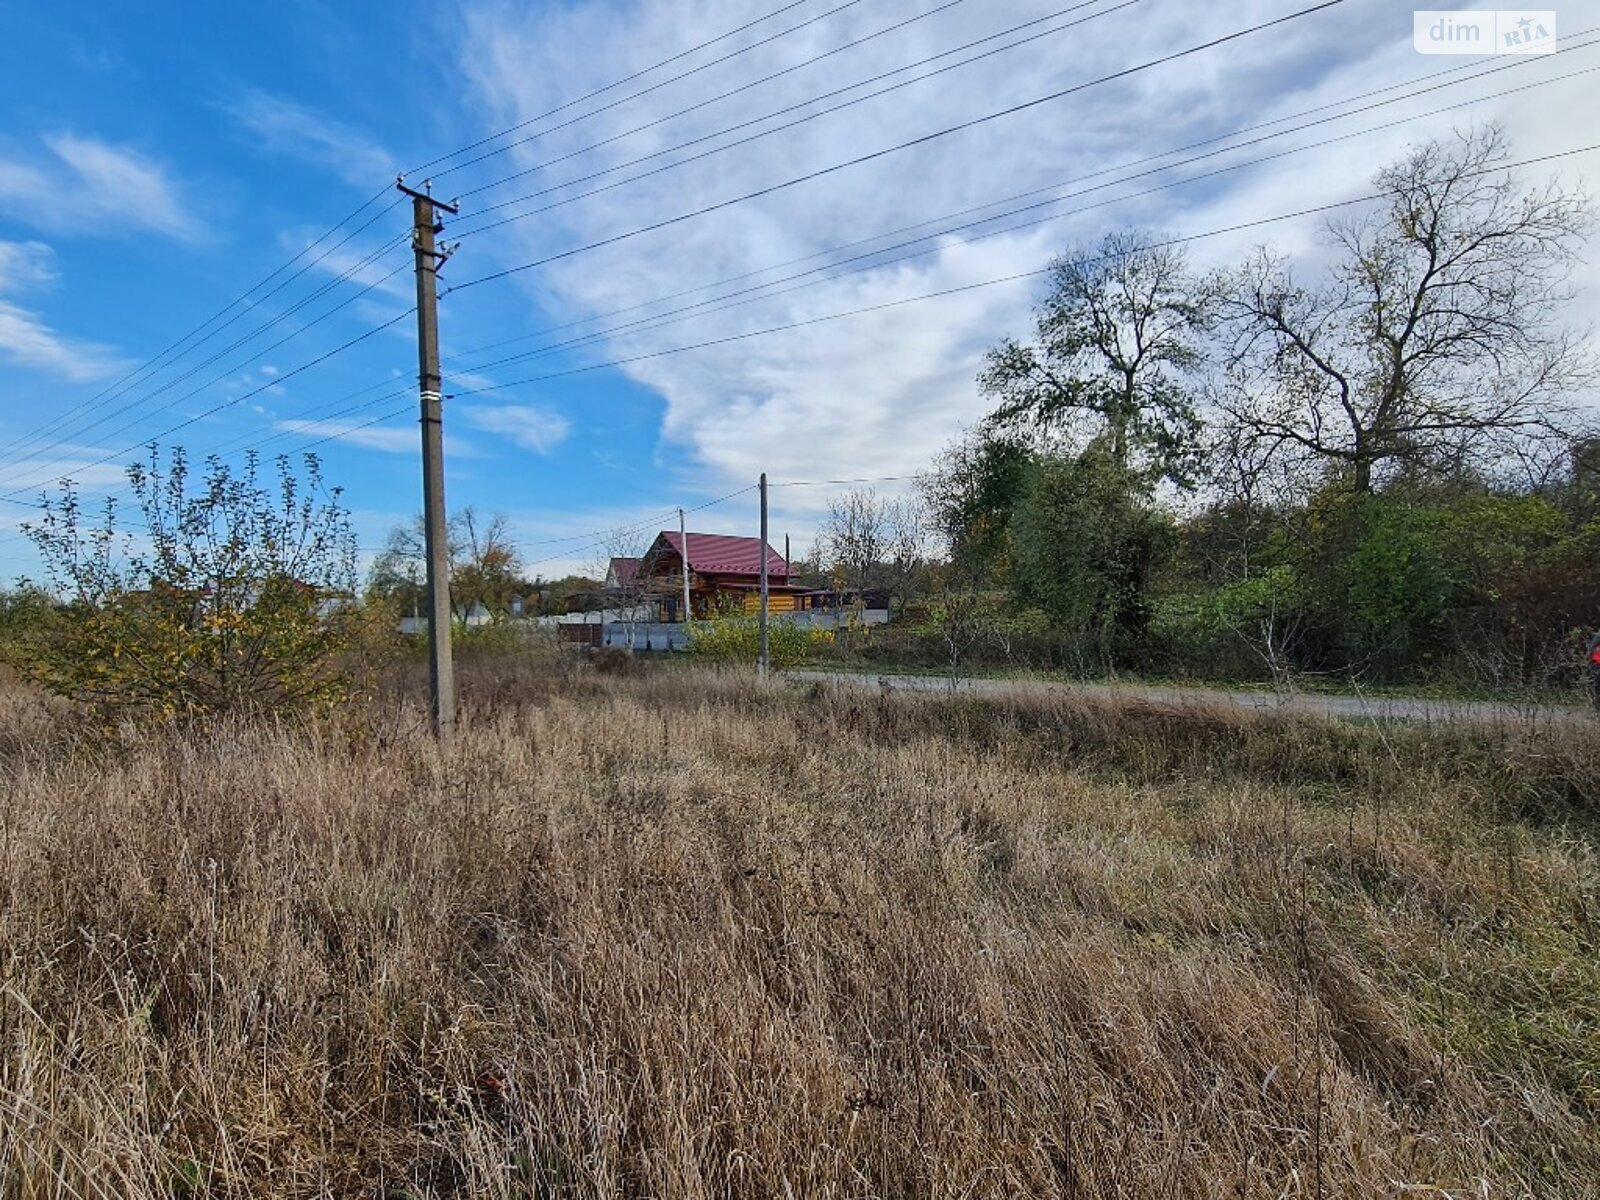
(273, 418), (418, 453)
(0, 240), (58, 291)
(279, 227), (415, 300)
(0, 240), (125, 381)
(0, 452), (131, 494)
(272, 416), (485, 458)
(227, 90), (395, 189)
(459, 403), (571, 453)
(0, 300), (125, 383)
(454, 0), (1598, 503)
(0, 134), (202, 242)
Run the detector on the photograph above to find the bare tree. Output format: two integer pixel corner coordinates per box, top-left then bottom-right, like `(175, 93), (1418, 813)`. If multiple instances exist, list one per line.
(1220, 125), (1594, 492)
(817, 489), (889, 598)
(980, 229), (1218, 482)
(452, 508), (522, 619)
(813, 488), (932, 615)
(1191, 411), (1319, 585)
(882, 495), (930, 614)
(369, 507), (524, 621)
(590, 525), (654, 645)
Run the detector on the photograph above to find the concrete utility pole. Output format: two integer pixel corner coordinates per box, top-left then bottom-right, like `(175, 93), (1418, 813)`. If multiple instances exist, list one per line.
(679, 507), (692, 626)
(399, 178), (459, 742)
(758, 472), (770, 680)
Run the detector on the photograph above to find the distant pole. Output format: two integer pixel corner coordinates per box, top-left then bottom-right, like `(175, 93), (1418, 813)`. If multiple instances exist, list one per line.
(679, 507), (691, 625)
(400, 178), (459, 742)
(758, 473), (770, 679)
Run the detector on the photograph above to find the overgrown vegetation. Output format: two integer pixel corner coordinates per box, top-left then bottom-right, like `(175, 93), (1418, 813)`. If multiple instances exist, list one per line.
(0, 659), (1595, 1196)
(686, 614), (832, 667)
(8, 449), (374, 717)
(812, 126), (1600, 691)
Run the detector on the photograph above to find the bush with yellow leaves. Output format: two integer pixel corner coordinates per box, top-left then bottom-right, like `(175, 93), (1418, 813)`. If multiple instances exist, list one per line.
(685, 616), (832, 668)
(14, 447), (374, 718)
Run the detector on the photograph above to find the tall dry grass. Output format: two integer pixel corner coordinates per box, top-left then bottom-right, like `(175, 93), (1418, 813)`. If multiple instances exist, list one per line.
(0, 660), (1596, 1197)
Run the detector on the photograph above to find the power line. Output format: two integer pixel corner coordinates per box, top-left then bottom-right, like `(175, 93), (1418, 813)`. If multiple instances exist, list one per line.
(3, 3), (876, 473)
(0, 307), (416, 503)
(297, 208), (1366, 452)
(3, 3), (865, 476)
(435, 141), (1600, 402)
(425, 0), (874, 181)
(438, 38), (1579, 368)
(772, 474), (914, 487)
(2, 3), (909, 482)
(445, 1), (1348, 293)
(12, 14), (1574, 537)
(171, 133), (1600, 504)
(453, 0), (1079, 203)
(0, 187), (402, 467)
(0, 240), (411, 479)
(441, 55), (1598, 385)
(147, 75), (1600, 505)
(148, 0), (1132, 460)
(0, 3), (1304, 501)
(9, 136), (1593, 571)
(206, 382), (415, 459)
(513, 484), (760, 571)
(449, 0), (1139, 234)
(357, 485), (759, 566)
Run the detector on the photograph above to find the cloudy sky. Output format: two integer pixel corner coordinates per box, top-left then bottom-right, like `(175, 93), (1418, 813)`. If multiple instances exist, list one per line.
(0, 1), (1594, 579)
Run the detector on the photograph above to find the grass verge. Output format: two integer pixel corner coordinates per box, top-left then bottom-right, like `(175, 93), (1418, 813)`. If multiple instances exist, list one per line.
(0, 659), (1595, 1197)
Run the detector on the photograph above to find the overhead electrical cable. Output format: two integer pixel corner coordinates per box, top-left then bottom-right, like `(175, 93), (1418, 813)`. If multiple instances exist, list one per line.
(453, 0), (1092, 203)
(438, 36), (1587, 367)
(2, 191), (404, 467)
(436, 142), (1600, 401)
(184, 62), (1596, 483)
(414, 0), (856, 177)
(15, 139), (1592, 561)
(443, 58), (1600, 381)
(0, 254), (412, 497)
(0, 307), (416, 502)
(445, 1), (1349, 293)
(448, 0), (1142, 232)
(0, 242), (412, 477)
(268, 138), (1600, 482)
(5, 1), (862, 472)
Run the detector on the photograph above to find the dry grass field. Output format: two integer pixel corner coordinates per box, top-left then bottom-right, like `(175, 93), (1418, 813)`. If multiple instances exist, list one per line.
(1, 658), (1597, 1198)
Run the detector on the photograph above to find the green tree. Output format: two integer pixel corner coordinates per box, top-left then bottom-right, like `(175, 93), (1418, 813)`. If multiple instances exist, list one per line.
(1010, 448), (1170, 664)
(922, 424), (1040, 586)
(18, 448), (365, 716)
(980, 229), (1217, 483)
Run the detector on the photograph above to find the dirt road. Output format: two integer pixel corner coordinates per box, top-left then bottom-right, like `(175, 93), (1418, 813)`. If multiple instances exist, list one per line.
(791, 670), (1591, 727)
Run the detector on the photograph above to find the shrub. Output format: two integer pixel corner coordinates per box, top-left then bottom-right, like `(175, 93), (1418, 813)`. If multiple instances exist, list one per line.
(13, 448), (368, 718)
(686, 617), (831, 668)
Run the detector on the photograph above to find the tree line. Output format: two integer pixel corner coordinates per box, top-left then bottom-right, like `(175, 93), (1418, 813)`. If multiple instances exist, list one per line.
(4, 125), (1595, 714)
(815, 127), (1599, 689)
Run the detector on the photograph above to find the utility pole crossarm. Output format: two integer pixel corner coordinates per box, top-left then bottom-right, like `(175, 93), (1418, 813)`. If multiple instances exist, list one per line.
(395, 178), (460, 214)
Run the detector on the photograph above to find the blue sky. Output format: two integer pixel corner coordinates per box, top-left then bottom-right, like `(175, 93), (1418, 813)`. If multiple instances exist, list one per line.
(0, 0), (1594, 581)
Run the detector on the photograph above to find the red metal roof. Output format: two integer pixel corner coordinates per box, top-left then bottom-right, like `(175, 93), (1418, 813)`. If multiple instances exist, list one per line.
(607, 556), (641, 587)
(658, 531), (789, 577)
